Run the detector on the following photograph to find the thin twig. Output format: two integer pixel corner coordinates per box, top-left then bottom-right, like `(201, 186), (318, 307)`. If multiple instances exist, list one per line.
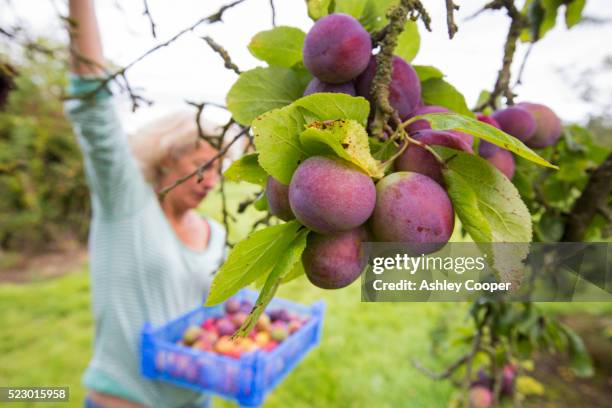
(142, 0), (157, 38)
(269, 0), (276, 26)
(513, 42), (534, 87)
(202, 36), (241, 75)
(445, 0), (459, 39)
(463, 0), (504, 21)
(158, 126), (250, 199)
(475, 0), (527, 111)
(65, 0), (248, 103)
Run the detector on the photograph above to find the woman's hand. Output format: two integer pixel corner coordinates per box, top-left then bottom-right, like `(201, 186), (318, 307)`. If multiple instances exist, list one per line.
(68, 0), (105, 76)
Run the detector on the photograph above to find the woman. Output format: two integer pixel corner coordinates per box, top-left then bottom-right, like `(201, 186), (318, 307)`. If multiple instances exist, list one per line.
(66, 1), (225, 407)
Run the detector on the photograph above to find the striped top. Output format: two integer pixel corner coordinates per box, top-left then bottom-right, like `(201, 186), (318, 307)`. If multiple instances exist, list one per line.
(65, 76), (226, 407)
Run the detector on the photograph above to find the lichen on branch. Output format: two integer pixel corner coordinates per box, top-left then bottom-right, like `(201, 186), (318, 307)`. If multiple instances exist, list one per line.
(369, 0), (430, 138)
(476, 0), (528, 111)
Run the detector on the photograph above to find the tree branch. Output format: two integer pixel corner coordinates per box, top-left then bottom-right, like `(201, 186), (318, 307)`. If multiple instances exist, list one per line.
(562, 152), (612, 241)
(476, 0), (527, 111)
(142, 0), (157, 38)
(202, 36), (241, 75)
(445, 0), (459, 39)
(157, 126), (250, 199)
(269, 0), (276, 26)
(65, 0), (248, 103)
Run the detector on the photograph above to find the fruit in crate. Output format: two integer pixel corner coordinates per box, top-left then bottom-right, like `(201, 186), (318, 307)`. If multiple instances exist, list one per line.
(183, 325), (203, 346)
(177, 298), (310, 358)
(224, 298), (241, 314)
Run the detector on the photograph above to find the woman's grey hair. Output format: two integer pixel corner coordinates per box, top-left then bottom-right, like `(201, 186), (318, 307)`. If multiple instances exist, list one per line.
(129, 111), (241, 183)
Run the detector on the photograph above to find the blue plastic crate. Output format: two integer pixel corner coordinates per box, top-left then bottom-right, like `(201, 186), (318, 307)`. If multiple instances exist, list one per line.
(140, 289), (325, 407)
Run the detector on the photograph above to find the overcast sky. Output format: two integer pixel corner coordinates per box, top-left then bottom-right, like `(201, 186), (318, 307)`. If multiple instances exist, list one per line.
(3, 0), (612, 132)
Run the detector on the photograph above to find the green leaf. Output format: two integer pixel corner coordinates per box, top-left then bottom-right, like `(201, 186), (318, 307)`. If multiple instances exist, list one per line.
(535, 212), (564, 242)
(540, 0), (563, 36)
(254, 193), (268, 211)
(253, 93), (371, 184)
(294, 93), (371, 127)
(248, 26), (306, 68)
(560, 323), (594, 377)
(252, 105), (308, 185)
(335, 0), (368, 19)
(223, 153), (268, 186)
(300, 119), (384, 178)
(521, 0), (563, 42)
(370, 137), (399, 162)
(440, 149), (532, 243)
(395, 20), (420, 62)
(226, 66), (310, 126)
(205, 221), (303, 305)
(414, 112), (558, 169)
(420, 78), (474, 117)
(414, 65), (444, 82)
(306, 0), (334, 20)
(361, 0), (398, 31)
(565, 0), (586, 28)
(281, 260), (306, 283)
(439, 148), (532, 281)
(516, 376), (545, 396)
(234, 228), (309, 336)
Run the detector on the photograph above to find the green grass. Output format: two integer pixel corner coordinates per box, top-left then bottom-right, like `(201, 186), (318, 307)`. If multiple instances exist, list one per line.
(0, 270), (463, 408)
(1, 182), (610, 407)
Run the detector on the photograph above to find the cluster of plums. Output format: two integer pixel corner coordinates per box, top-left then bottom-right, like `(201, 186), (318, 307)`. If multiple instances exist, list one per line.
(266, 13), (563, 290)
(178, 298), (308, 359)
(469, 365), (517, 408)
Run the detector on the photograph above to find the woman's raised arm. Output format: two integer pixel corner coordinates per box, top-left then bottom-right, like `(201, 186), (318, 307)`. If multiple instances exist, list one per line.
(65, 0), (152, 219)
(69, 0), (105, 76)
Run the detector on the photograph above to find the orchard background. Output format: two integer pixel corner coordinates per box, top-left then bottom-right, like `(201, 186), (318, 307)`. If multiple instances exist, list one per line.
(1, 0), (611, 407)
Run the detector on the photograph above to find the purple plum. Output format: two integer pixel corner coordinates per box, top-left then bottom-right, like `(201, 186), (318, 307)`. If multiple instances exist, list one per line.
(517, 102), (562, 148)
(266, 176), (295, 221)
(355, 55), (422, 120)
(469, 386), (493, 408)
(302, 226), (369, 289)
(303, 78), (356, 96)
(240, 299), (254, 313)
(217, 318), (237, 337)
(491, 106), (536, 142)
(476, 113), (502, 158)
(405, 105), (449, 134)
(370, 172), (455, 254)
(268, 309), (291, 323)
(303, 13), (372, 83)
(485, 148), (515, 180)
(289, 156), (376, 234)
(394, 130), (473, 185)
(224, 298), (241, 315)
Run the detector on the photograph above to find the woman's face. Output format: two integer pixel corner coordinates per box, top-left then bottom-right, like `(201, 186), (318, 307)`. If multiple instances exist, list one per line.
(158, 142), (220, 212)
